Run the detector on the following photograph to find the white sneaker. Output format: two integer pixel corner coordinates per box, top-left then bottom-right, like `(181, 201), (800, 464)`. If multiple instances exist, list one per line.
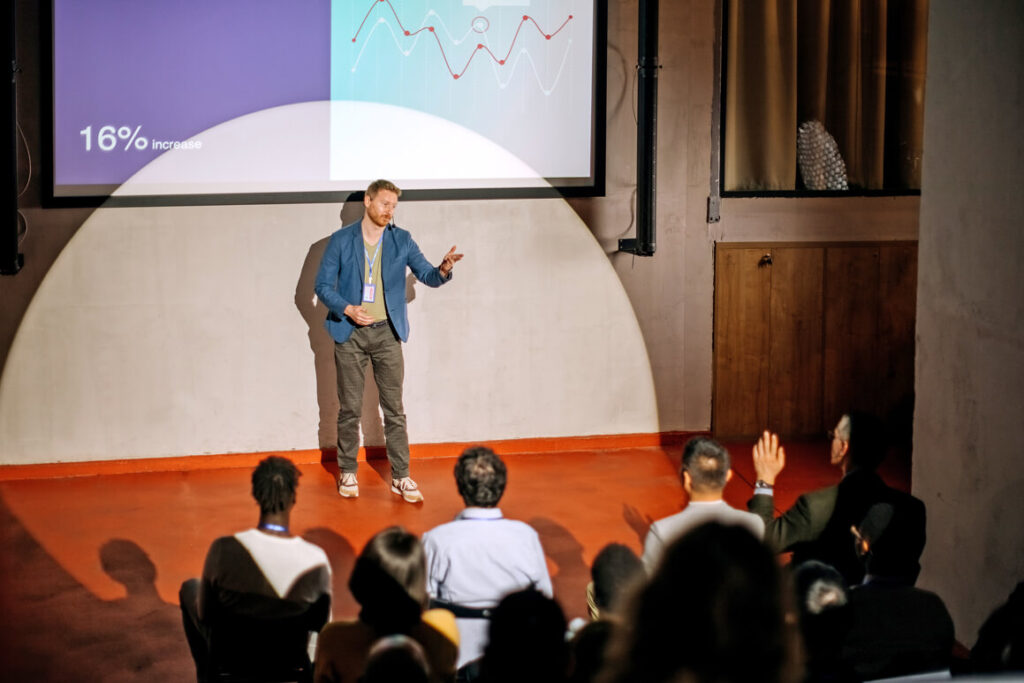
(391, 476), (424, 503)
(338, 472), (359, 498)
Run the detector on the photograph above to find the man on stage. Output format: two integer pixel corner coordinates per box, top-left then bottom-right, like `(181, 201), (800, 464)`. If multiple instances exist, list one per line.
(315, 179), (463, 503)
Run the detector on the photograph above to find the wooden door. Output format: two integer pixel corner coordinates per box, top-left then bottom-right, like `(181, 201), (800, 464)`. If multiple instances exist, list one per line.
(714, 242), (916, 440)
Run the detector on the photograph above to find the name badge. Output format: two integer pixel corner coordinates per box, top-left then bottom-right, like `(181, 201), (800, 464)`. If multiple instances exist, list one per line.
(362, 283), (376, 303)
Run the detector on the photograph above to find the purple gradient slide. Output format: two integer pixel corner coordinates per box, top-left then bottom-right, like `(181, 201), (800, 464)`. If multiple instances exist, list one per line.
(53, 0), (330, 190)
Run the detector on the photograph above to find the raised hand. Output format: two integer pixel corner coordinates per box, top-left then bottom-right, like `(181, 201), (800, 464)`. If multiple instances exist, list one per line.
(752, 430), (786, 486)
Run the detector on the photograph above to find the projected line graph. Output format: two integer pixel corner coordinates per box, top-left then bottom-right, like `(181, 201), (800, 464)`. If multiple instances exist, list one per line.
(350, 0), (574, 81)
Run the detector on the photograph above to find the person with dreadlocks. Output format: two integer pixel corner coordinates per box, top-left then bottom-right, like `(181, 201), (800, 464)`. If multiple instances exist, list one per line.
(179, 456), (333, 680)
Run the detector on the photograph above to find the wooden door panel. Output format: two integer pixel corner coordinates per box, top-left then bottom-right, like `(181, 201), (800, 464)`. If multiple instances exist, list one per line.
(823, 246), (881, 421)
(769, 248), (825, 436)
(878, 244), (918, 441)
(713, 246), (770, 437)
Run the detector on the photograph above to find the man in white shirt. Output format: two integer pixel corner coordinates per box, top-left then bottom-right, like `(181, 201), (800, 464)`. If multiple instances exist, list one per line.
(179, 457), (332, 680)
(641, 436), (764, 572)
(422, 446), (553, 672)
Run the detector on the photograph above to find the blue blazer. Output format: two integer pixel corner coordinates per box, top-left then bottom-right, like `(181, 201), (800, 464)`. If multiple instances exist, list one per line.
(314, 221), (450, 343)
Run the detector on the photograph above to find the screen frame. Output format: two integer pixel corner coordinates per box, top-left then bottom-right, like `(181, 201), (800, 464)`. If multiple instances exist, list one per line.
(42, 0), (607, 208)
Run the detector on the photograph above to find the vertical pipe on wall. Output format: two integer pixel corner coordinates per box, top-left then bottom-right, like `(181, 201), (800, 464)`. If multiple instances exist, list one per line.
(620, 0), (659, 257)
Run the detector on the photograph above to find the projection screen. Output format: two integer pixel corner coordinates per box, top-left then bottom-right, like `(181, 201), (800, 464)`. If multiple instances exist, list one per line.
(47, 0), (607, 205)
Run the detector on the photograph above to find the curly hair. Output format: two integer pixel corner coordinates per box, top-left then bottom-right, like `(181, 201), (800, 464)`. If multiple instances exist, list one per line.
(454, 446), (507, 507)
(250, 456), (300, 515)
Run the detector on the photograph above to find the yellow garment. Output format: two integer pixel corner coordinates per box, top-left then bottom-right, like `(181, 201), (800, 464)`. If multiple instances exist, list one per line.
(361, 238), (388, 322)
(422, 608), (460, 648)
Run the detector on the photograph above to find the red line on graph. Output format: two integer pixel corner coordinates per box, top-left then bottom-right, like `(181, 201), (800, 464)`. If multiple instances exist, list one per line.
(352, 0), (573, 80)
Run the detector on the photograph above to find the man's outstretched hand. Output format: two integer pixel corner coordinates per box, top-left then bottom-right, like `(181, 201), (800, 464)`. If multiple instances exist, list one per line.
(752, 430), (786, 486)
(439, 246), (464, 277)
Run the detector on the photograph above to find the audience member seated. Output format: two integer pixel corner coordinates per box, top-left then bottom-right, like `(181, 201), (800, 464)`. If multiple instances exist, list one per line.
(597, 521), (801, 683)
(423, 446), (553, 677)
(312, 526), (459, 683)
(970, 580), (1024, 674)
(791, 561), (855, 683)
(569, 544), (644, 683)
(479, 589), (569, 683)
(588, 543), (644, 620)
(840, 501), (954, 680)
(641, 436), (764, 573)
(361, 634), (432, 683)
(179, 456), (332, 682)
(748, 412), (909, 585)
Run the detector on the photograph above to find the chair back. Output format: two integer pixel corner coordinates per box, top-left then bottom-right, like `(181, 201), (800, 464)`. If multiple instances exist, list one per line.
(206, 593), (331, 683)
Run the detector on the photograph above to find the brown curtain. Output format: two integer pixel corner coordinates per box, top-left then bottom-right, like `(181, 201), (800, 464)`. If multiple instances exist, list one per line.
(725, 0), (798, 191)
(725, 0), (928, 191)
(884, 0), (928, 188)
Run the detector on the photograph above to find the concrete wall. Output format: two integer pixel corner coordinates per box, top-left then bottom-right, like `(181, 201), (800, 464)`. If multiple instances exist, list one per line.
(913, 0), (1024, 645)
(0, 198), (659, 463)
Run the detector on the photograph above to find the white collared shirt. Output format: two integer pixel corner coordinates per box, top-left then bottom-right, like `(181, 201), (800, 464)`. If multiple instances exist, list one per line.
(423, 507), (553, 667)
(641, 499), (765, 572)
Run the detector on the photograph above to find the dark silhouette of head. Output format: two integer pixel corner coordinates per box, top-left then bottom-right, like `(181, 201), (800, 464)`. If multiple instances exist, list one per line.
(348, 526), (427, 634)
(856, 495), (927, 584)
(843, 411), (887, 472)
(454, 446), (507, 508)
(681, 436), (731, 495)
(791, 561), (852, 680)
(971, 581), (1024, 673)
(483, 589), (569, 683)
(598, 522), (800, 683)
(362, 634), (430, 683)
(99, 538), (158, 597)
(793, 560), (848, 617)
(251, 456), (300, 515)
(591, 543), (644, 618)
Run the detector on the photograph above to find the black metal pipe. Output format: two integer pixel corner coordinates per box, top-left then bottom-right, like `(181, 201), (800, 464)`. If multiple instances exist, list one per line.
(620, 0), (658, 257)
(1, 0), (23, 275)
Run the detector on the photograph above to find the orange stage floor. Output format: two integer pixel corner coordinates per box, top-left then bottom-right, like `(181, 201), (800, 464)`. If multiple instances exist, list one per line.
(0, 440), (910, 682)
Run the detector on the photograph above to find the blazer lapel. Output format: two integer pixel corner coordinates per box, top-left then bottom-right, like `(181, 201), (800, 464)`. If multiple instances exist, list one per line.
(349, 225), (364, 283)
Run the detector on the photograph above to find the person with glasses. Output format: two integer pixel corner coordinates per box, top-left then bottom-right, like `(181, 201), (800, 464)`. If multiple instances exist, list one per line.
(747, 411), (918, 585)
